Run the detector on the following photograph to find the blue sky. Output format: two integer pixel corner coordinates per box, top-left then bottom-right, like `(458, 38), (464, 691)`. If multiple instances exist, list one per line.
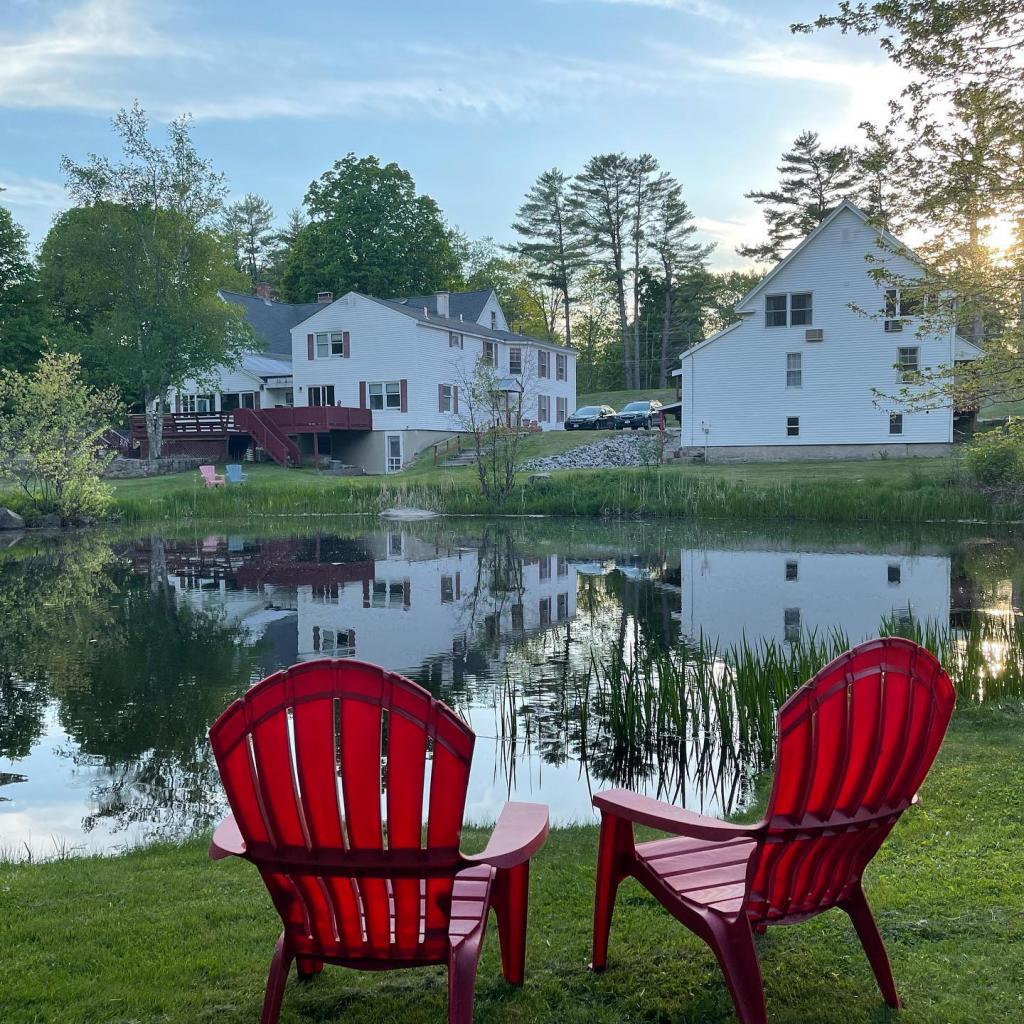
(0, 0), (905, 270)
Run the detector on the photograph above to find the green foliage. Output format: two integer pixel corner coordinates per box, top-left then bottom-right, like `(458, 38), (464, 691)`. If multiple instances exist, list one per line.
(0, 201), (44, 374)
(220, 192), (277, 288)
(281, 154), (462, 302)
(0, 352), (121, 518)
(43, 104), (252, 458)
(462, 238), (556, 339)
(964, 419), (1024, 486)
(740, 130), (862, 262)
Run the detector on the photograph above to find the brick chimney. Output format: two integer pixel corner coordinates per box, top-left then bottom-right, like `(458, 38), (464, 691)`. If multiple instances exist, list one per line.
(255, 282), (273, 300)
(435, 291), (450, 318)
(317, 291), (334, 304)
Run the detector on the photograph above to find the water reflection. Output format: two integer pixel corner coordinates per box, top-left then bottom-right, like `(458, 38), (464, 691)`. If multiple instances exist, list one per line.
(0, 521), (1021, 857)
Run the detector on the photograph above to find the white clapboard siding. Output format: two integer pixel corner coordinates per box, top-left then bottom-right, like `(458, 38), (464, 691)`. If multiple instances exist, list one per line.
(681, 203), (956, 448)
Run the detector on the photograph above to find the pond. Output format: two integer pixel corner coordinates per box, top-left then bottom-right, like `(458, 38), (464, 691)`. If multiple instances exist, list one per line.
(1, 517), (1021, 858)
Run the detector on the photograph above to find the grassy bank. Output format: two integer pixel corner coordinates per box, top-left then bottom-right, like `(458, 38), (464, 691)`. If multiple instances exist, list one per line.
(97, 456), (1016, 526)
(2, 707), (1021, 1023)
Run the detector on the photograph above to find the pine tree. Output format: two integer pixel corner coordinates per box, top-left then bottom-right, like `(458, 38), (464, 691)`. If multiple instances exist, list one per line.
(648, 175), (714, 386)
(512, 169), (583, 347)
(857, 123), (908, 233)
(739, 131), (862, 262)
(221, 193), (276, 289)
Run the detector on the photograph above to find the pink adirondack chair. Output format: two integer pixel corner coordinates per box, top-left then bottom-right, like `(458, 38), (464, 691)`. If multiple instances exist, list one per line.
(591, 636), (955, 1024)
(209, 660), (549, 1024)
(199, 464), (225, 487)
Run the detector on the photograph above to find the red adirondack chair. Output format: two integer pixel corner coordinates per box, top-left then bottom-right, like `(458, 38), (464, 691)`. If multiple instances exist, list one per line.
(591, 636), (955, 1024)
(209, 660), (549, 1024)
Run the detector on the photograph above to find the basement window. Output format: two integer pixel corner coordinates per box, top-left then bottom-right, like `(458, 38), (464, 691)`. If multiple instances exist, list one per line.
(889, 413), (904, 435)
(786, 416), (800, 437)
(785, 561), (799, 582)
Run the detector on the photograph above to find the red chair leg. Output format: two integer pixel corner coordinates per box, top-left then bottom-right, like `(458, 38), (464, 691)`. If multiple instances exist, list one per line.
(492, 862), (530, 985)
(260, 933), (294, 1024)
(706, 916), (768, 1024)
(842, 886), (901, 1008)
(448, 933), (486, 1024)
(591, 812), (634, 971)
(296, 956), (324, 980)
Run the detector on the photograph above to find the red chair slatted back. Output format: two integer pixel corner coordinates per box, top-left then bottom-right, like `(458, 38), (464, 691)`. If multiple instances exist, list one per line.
(746, 637), (954, 925)
(209, 660), (475, 963)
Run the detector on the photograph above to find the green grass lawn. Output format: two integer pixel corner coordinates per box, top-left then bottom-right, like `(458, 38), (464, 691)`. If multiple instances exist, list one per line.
(578, 387), (677, 411)
(2, 706), (1021, 1023)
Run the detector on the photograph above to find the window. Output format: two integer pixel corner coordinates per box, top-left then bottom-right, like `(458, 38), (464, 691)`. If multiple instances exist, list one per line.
(221, 392), (255, 411)
(538, 395), (550, 422)
(509, 346), (522, 375)
(888, 564), (901, 585)
(388, 532), (404, 557)
(538, 350), (550, 378)
(557, 593), (569, 621)
(556, 396), (567, 423)
(482, 340), (496, 366)
(784, 608), (801, 643)
(308, 385), (335, 407)
(490, 310), (497, 330)
(282, 389), (294, 407)
(786, 416), (800, 437)
(557, 555), (568, 577)
(440, 384), (453, 413)
(511, 603), (524, 631)
(449, 331), (463, 349)
(786, 352), (802, 388)
(539, 597), (552, 626)
(785, 561), (798, 581)
(897, 347), (919, 381)
(556, 353), (567, 380)
(369, 382), (402, 410)
(765, 294), (788, 328)
(315, 331), (345, 358)
(441, 575), (455, 603)
(539, 556), (551, 580)
(766, 292), (812, 327)
(889, 412), (903, 435)
(886, 288), (920, 320)
(790, 293), (813, 326)
(181, 394), (214, 413)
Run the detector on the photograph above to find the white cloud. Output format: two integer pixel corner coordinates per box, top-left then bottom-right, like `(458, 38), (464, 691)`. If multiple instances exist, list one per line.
(695, 214), (764, 270)
(0, 171), (66, 208)
(543, 0), (752, 29)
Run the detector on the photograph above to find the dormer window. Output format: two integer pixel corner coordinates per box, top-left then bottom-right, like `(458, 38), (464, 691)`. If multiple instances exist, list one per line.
(490, 310), (497, 330)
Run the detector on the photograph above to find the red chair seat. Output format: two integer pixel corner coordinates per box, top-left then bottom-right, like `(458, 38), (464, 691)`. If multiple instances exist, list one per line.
(636, 835), (758, 917)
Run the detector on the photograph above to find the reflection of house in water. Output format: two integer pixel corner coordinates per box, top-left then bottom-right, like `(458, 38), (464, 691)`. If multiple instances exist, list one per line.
(128, 533), (577, 680)
(297, 533), (578, 676)
(679, 547), (951, 647)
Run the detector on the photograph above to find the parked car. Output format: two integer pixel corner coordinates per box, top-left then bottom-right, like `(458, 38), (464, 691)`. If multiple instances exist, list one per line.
(564, 404), (616, 430)
(614, 399), (663, 429)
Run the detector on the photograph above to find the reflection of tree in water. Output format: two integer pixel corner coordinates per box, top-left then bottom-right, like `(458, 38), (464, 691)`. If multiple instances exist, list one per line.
(56, 538), (270, 839)
(0, 534), (116, 759)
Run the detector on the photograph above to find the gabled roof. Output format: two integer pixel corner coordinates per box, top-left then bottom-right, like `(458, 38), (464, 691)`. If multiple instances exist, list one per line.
(954, 335), (984, 361)
(394, 288), (496, 324)
(736, 200), (914, 313)
(219, 290), (322, 357)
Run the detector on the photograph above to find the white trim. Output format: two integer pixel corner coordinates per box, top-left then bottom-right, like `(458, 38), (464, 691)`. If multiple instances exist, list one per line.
(385, 432), (403, 474)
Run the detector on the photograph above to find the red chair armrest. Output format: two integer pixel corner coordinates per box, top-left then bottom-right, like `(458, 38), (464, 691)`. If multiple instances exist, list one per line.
(593, 789), (764, 841)
(463, 802), (549, 869)
(209, 814), (247, 860)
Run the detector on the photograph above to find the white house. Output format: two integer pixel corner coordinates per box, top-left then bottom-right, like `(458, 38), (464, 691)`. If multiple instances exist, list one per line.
(171, 286), (576, 474)
(674, 201), (983, 462)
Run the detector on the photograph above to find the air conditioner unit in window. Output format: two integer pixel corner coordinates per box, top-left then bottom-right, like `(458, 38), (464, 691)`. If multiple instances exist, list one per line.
(884, 319), (904, 332)
(805, 328), (824, 342)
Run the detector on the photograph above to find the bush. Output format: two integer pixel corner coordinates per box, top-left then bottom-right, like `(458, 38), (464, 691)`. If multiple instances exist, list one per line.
(0, 352), (122, 519)
(964, 418), (1024, 487)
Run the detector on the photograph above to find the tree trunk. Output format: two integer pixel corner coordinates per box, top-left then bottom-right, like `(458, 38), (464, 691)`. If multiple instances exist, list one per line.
(562, 288), (572, 350)
(659, 272), (673, 388)
(145, 393), (164, 460)
(615, 278), (631, 390)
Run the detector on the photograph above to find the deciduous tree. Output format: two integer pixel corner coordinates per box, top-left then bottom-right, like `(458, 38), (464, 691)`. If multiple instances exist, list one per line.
(0, 197), (44, 374)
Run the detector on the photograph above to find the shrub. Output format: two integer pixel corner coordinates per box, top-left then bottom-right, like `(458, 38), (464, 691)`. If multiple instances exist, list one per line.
(964, 418), (1024, 487)
(0, 352), (122, 519)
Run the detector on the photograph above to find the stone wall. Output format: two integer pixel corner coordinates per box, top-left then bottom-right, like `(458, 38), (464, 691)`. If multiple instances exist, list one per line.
(104, 456), (206, 479)
(676, 443), (952, 464)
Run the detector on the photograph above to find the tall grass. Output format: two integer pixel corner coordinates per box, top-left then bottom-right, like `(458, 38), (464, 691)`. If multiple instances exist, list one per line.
(112, 465), (1012, 525)
(524, 614), (1024, 814)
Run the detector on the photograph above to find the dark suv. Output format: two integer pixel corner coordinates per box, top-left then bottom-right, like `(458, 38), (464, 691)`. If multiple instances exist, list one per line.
(564, 405), (616, 430)
(614, 400), (662, 430)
